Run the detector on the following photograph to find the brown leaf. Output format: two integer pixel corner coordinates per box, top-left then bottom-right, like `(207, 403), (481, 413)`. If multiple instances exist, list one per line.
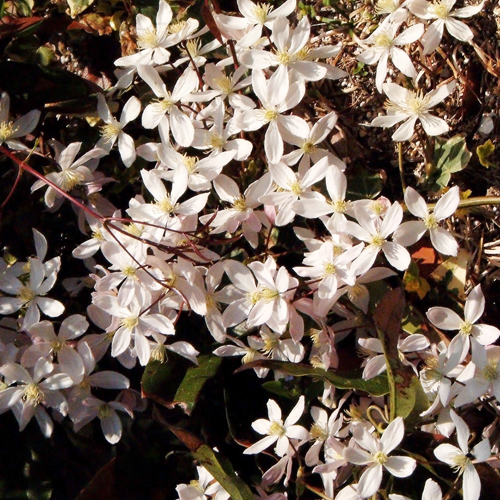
(373, 287), (406, 359)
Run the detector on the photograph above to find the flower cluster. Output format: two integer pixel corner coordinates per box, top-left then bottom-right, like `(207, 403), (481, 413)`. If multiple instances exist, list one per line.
(0, 0), (496, 498)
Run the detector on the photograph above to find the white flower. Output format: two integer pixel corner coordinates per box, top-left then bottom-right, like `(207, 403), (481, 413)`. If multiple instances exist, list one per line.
(0, 358), (73, 436)
(244, 396), (309, 456)
(75, 396), (133, 444)
(138, 65), (198, 147)
(409, 0), (485, 54)
(215, 0), (296, 48)
(394, 186), (460, 255)
(390, 478), (442, 500)
(345, 201), (411, 271)
(426, 284), (500, 366)
(22, 315), (89, 383)
(434, 410), (490, 500)
(371, 81), (455, 141)
(31, 142), (106, 209)
(344, 417), (417, 498)
(0, 92), (40, 150)
(96, 95), (141, 167)
(357, 21), (424, 92)
(0, 256), (65, 330)
(235, 68), (307, 163)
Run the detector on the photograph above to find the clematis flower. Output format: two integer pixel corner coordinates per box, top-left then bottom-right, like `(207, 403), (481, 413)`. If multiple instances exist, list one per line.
(31, 142), (106, 209)
(434, 410), (490, 500)
(390, 478), (443, 500)
(426, 284), (500, 366)
(0, 358), (73, 437)
(356, 20), (425, 92)
(370, 81), (455, 141)
(0, 91), (40, 150)
(215, 0), (296, 48)
(409, 0), (485, 54)
(137, 65), (198, 147)
(344, 417), (417, 498)
(96, 95), (141, 167)
(393, 185), (460, 255)
(244, 396), (309, 456)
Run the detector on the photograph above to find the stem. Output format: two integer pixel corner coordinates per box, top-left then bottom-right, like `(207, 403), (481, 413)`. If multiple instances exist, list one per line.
(398, 142), (406, 193)
(0, 146), (103, 222)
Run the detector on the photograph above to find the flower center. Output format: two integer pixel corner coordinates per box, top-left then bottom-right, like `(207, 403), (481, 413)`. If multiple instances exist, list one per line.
(276, 50), (292, 66)
(424, 214), (438, 229)
(51, 339), (64, 353)
(302, 141), (316, 154)
(370, 234), (385, 248)
(122, 266), (137, 278)
(375, 0), (400, 13)
(269, 421), (286, 436)
(459, 321), (472, 336)
(213, 75), (233, 95)
(288, 180), (303, 196)
(152, 97), (174, 114)
(260, 287), (279, 301)
(232, 196), (247, 212)
(262, 334), (278, 354)
(310, 422), (328, 441)
(182, 155), (198, 173)
(242, 348), (258, 364)
(406, 90), (429, 116)
(18, 285), (36, 304)
(23, 383), (43, 406)
(324, 262), (336, 275)
(264, 109), (279, 122)
(330, 199), (347, 213)
(206, 132), (226, 150)
(151, 344), (167, 363)
(125, 223), (143, 237)
(137, 28), (160, 49)
(0, 121), (16, 142)
(482, 363), (499, 382)
(182, 39), (201, 58)
(253, 3), (273, 24)
(373, 451), (388, 464)
(429, 0), (450, 19)
(169, 21), (186, 33)
(121, 316), (139, 330)
(97, 404), (113, 419)
(451, 454), (471, 473)
(100, 123), (121, 143)
(374, 32), (394, 48)
(156, 197), (176, 214)
(61, 169), (85, 191)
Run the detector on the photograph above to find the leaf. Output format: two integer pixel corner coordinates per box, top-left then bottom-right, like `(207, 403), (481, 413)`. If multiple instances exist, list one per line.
(238, 360), (389, 396)
(192, 445), (254, 500)
(403, 260), (430, 299)
(347, 162), (386, 200)
(163, 423), (254, 500)
(262, 379), (302, 400)
(374, 288), (429, 423)
(173, 355), (221, 415)
(477, 140), (496, 168)
(428, 135), (471, 190)
(430, 248), (470, 300)
(142, 355), (221, 415)
(67, 0), (95, 18)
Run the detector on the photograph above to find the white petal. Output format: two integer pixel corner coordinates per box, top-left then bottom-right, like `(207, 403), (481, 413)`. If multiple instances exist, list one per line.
(426, 307), (463, 330)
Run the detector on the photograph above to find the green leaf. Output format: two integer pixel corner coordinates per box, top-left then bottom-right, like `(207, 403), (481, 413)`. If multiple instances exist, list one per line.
(477, 139), (496, 168)
(347, 162), (386, 200)
(239, 360), (389, 396)
(173, 355), (221, 415)
(374, 288), (429, 423)
(192, 445), (254, 500)
(428, 135), (471, 189)
(142, 354), (221, 415)
(164, 425), (254, 500)
(262, 379), (302, 400)
(67, 0), (95, 18)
